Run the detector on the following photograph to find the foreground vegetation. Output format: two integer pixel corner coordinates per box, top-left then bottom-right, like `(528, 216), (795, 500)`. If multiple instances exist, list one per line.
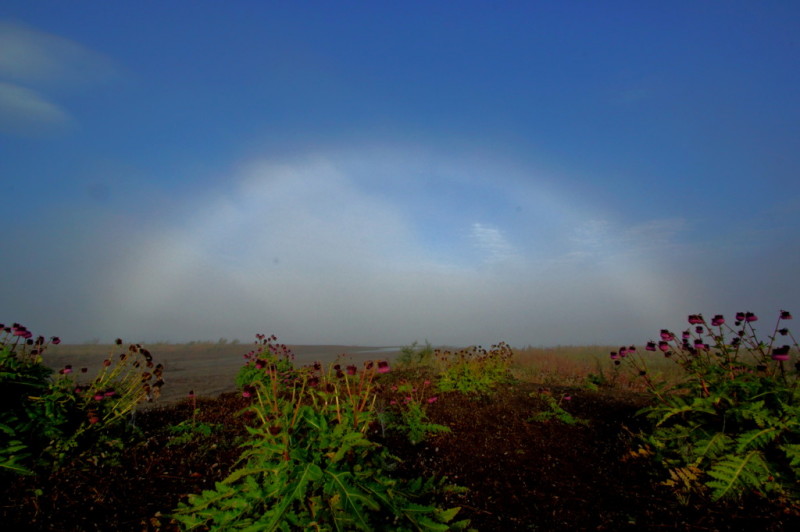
(2, 312), (800, 530)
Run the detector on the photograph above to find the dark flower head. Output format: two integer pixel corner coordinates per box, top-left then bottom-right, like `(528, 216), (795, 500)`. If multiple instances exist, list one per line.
(618, 347), (628, 357)
(745, 312), (758, 322)
(346, 365), (357, 375)
(711, 315), (725, 326)
(682, 330), (691, 340)
(660, 330), (674, 341)
(658, 341), (670, 352)
(695, 326), (704, 334)
(736, 312), (746, 322)
(688, 314), (703, 325)
(772, 345), (791, 361)
(377, 361), (390, 373)
(51, 336), (61, 345)
(779, 328), (789, 336)
(610, 351), (619, 360)
(628, 345), (636, 353)
(115, 338), (123, 345)
(646, 342), (656, 352)
(781, 310), (793, 320)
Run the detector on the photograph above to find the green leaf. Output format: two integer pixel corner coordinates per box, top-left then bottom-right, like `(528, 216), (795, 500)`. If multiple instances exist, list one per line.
(262, 462), (323, 531)
(735, 427), (779, 453)
(706, 451), (771, 501)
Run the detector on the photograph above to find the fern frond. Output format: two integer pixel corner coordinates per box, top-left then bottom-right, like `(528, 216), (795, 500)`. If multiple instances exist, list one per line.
(694, 432), (733, 461)
(705, 451), (772, 501)
(735, 427), (780, 454)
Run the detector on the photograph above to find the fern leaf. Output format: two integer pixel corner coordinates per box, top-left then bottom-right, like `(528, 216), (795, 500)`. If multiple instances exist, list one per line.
(694, 432), (733, 461)
(735, 427), (779, 454)
(706, 451), (771, 500)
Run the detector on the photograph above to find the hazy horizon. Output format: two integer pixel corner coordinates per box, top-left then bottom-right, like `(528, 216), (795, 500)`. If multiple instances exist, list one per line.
(2, 2), (798, 348)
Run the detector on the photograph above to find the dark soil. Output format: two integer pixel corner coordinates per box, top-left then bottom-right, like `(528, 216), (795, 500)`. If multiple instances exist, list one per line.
(2, 377), (798, 531)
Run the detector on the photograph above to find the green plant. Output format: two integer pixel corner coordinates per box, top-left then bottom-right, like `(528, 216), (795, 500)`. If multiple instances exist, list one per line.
(235, 334), (297, 392)
(528, 389), (588, 426)
(620, 311), (800, 505)
(173, 346), (468, 530)
(0, 325), (162, 476)
(386, 379), (450, 445)
(435, 342), (513, 397)
(396, 341), (435, 369)
(167, 392), (221, 447)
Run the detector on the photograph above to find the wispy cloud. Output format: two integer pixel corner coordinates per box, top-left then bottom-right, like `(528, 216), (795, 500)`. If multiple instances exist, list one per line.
(0, 81), (69, 134)
(470, 222), (518, 264)
(0, 20), (117, 85)
(566, 217), (688, 263)
(0, 20), (117, 135)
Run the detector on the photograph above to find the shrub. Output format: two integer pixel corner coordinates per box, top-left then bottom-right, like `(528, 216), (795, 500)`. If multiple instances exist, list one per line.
(0, 324), (162, 477)
(435, 342), (513, 396)
(235, 334), (296, 392)
(395, 340), (435, 369)
(173, 344), (467, 530)
(620, 311), (800, 505)
(385, 378), (450, 445)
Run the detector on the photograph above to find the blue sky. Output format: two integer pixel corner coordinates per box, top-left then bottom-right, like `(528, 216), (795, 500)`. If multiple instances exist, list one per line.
(1, 1), (798, 346)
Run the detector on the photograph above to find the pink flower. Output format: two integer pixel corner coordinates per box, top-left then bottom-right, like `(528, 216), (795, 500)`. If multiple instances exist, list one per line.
(93, 393), (104, 401)
(427, 396), (438, 404)
(377, 361), (390, 373)
(658, 341), (670, 352)
(688, 314), (703, 325)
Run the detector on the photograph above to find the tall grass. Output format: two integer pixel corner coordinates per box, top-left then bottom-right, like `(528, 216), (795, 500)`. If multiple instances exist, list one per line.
(511, 345), (683, 390)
